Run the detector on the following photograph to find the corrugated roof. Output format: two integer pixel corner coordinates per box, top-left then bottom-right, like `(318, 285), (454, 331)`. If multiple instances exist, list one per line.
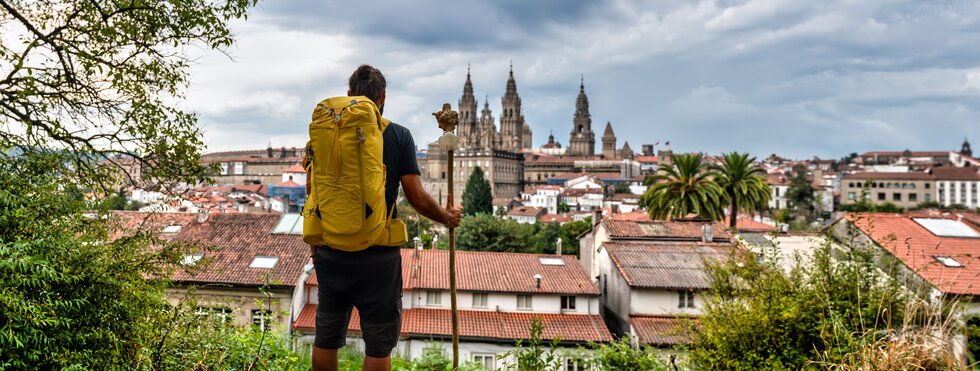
(603, 219), (731, 242)
(604, 241), (730, 289)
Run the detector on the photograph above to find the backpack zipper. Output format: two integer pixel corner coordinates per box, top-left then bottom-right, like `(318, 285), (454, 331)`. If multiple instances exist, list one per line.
(356, 127), (367, 231)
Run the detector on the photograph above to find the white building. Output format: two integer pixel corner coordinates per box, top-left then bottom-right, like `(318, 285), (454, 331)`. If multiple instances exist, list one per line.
(522, 186), (562, 214)
(934, 167), (980, 209)
(506, 206), (546, 224)
(767, 173), (789, 210)
(293, 249), (612, 369)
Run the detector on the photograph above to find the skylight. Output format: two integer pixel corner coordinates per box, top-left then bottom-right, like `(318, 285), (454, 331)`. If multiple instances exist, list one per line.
(934, 256), (963, 268)
(162, 224), (182, 233)
(913, 218), (980, 238)
(250, 255), (279, 269)
(539, 257), (565, 266)
(272, 214), (303, 234)
(182, 254), (203, 266)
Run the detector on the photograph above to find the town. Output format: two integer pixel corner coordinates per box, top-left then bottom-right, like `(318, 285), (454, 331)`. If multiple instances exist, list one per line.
(4, 1), (980, 370)
(100, 67), (980, 370)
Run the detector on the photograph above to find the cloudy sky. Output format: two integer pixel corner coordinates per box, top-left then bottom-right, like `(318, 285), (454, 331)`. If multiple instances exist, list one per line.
(185, 0), (980, 160)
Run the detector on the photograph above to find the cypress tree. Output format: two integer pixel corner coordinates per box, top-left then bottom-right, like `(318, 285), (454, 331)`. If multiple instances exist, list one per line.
(462, 166), (493, 216)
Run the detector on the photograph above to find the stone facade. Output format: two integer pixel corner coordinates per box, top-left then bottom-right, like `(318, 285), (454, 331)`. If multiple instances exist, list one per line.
(567, 79), (596, 157)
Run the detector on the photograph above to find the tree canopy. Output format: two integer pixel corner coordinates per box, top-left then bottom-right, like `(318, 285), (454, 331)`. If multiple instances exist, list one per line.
(462, 165), (493, 216)
(642, 153), (726, 221)
(712, 152), (771, 228)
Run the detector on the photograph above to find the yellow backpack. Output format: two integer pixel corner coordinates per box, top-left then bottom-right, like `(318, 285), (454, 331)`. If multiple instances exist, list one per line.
(302, 96), (407, 251)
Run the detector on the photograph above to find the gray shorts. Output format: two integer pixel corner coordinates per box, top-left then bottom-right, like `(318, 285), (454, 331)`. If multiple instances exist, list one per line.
(313, 246), (402, 358)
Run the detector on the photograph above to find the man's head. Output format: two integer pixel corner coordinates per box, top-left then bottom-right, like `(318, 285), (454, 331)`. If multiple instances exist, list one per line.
(348, 65), (386, 114)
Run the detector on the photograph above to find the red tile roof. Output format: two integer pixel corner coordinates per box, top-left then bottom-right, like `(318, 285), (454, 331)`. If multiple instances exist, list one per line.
(604, 241), (731, 289)
(602, 219), (731, 242)
(933, 166), (980, 181)
(110, 211), (198, 241)
(630, 316), (696, 346)
(539, 213), (574, 224)
(404, 249), (599, 295)
(166, 213), (310, 288)
(283, 164), (306, 173)
(507, 206), (546, 218)
(635, 156), (658, 164)
(293, 306), (613, 343)
(846, 213), (980, 296)
(611, 211), (653, 221)
(843, 172), (934, 181)
(723, 216), (776, 232)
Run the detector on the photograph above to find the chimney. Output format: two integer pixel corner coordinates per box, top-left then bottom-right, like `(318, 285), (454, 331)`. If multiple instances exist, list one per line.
(432, 235), (439, 250)
(556, 238), (563, 256)
(592, 209), (602, 228)
(701, 224), (712, 243)
(533, 274), (542, 289)
(197, 210), (209, 223)
(413, 236), (422, 251)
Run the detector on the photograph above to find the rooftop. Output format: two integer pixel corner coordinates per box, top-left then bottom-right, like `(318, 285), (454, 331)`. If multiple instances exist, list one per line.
(603, 219), (732, 243)
(294, 306), (613, 344)
(630, 316), (696, 346)
(603, 241), (731, 290)
(845, 213), (980, 296)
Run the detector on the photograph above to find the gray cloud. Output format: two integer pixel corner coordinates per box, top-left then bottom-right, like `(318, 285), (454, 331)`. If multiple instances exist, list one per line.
(187, 0), (980, 159)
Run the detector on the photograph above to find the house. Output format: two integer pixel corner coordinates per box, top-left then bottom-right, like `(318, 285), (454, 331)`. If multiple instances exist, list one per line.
(506, 206), (547, 224)
(492, 197), (523, 216)
(521, 185), (563, 214)
(767, 173), (790, 210)
(293, 249), (613, 368)
(578, 218), (734, 347)
(840, 171), (934, 209)
(560, 188), (604, 212)
(112, 211), (312, 332)
(933, 166), (980, 209)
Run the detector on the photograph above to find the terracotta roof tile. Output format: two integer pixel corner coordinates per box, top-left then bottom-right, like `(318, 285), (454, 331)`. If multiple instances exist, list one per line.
(604, 241), (731, 289)
(723, 216), (776, 232)
(603, 219), (731, 242)
(846, 213), (980, 296)
(403, 249), (599, 295)
(168, 213), (310, 288)
(507, 206), (546, 218)
(630, 316), (697, 346)
(933, 166), (980, 181)
(294, 306), (612, 343)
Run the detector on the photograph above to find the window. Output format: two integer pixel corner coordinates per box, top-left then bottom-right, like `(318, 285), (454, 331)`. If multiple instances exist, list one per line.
(182, 254), (203, 266)
(473, 354), (495, 370)
(249, 256), (279, 269)
(909, 193), (917, 202)
(426, 291), (442, 306)
(561, 296), (576, 311)
(196, 307), (232, 323)
(877, 192), (886, 201)
(893, 193), (901, 201)
(847, 192), (856, 201)
(925, 183), (930, 189)
(252, 309), (271, 331)
(565, 357), (588, 371)
(678, 291), (695, 309)
(517, 294), (533, 310)
(925, 193), (931, 202)
(472, 293), (488, 309)
(848, 182), (855, 188)
(233, 161), (244, 175)
(934, 256), (964, 268)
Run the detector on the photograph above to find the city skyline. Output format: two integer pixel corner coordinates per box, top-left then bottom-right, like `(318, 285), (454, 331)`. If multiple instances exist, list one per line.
(187, 0), (980, 159)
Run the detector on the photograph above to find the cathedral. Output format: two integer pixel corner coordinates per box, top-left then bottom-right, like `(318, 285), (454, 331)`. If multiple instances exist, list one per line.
(421, 66), (645, 202)
(456, 65), (533, 152)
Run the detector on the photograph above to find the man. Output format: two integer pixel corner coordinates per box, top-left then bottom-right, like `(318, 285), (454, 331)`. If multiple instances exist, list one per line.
(308, 65), (462, 371)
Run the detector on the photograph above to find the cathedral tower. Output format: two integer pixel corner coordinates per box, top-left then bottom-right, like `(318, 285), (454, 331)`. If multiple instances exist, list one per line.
(602, 121), (617, 159)
(567, 77), (596, 156)
(500, 64), (528, 151)
(458, 65), (478, 149)
(478, 96), (497, 150)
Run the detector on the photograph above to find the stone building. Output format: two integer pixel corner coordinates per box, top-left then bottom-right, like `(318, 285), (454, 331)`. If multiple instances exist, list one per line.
(423, 66), (529, 204)
(200, 145), (303, 186)
(566, 79), (596, 157)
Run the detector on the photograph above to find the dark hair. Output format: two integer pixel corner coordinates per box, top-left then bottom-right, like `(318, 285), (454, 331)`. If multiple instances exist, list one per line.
(348, 65), (386, 104)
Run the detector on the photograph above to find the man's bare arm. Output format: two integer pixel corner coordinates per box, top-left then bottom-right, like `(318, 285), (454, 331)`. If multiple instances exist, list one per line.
(401, 174), (461, 228)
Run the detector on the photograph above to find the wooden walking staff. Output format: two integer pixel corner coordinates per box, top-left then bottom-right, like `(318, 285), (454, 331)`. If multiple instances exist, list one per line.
(433, 103), (461, 369)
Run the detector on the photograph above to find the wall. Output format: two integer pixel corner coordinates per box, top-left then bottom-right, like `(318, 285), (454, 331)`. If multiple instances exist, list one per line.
(840, 178), (932, 209)
(410, 290), (598, 314)
(165, 286), (295, 330)
(630, 289), (702, 316)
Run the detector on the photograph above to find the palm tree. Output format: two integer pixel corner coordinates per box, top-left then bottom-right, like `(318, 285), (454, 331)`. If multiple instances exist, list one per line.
(642, 153), (726, 221)
(712, 152), (772, 228)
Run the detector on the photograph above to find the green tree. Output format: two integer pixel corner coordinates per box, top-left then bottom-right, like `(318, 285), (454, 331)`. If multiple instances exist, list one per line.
(1, 0), (254, 190)
(0, 0), (256, 368)
(613, 182), (631, 194)
(688, 222), (910, 369)
(712, 152), (772, 228)
(783, 166), (815, 222)
(557, 202), (571, 213)
(499, 318), (563, 371)
(455, 214), (537, 253)
(462, 166), (493, 216)
(584, 337), (670, 370)
(641, 153), (726, 221)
